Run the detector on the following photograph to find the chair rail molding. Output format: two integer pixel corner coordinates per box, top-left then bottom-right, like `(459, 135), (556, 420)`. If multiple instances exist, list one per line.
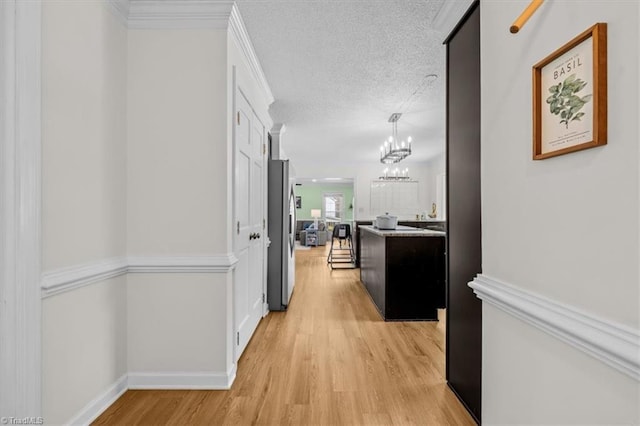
(128, 254), (239, 273)
(41, 254), (240, 298)
(469, 274), (640, 381)
(41, 257), (129, 299)
(0, 0), (42, 417)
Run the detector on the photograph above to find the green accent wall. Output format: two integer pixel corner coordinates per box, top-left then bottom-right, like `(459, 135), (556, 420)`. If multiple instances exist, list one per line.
(294, 183), (354, 221)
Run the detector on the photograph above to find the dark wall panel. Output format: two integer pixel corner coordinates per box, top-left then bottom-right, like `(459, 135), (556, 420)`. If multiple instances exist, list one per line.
(445, 2), (482, 423)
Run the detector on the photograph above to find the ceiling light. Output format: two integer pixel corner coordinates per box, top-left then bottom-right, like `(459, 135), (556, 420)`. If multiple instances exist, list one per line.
(379, 113), (412, 164)
(380, 167), (411, 180)
(324, 178), (342, 181)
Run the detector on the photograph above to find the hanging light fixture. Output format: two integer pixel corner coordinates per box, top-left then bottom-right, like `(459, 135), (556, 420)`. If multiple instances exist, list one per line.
(379, 167), (410, 180)
(379, 113), (412, 164)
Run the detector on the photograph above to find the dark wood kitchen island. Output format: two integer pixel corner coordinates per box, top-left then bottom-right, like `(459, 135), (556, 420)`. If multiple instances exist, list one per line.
(359, 225), (445, 321)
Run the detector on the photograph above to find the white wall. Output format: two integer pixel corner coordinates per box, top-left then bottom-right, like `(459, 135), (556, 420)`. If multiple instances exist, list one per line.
(38, 1), (273, 421)
(292, 159), (440, 220)
(126, 274), (228, 372)
(423, 152), (445, 219)
(126, 28), (232, 376)
(42, 278), (127, 424)
(481, 1), (640, 424)
(42, 1), (127, 271)
(127, 29), (228, 256)
(41, 1), (127, 423)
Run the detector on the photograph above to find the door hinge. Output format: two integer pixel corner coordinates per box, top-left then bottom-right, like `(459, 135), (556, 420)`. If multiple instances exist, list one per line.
(237, 112), (240, 125)
(263, 218), (265, 229)
(263, 144), (266, 155)
(237, 332), (239, 345)
(262, 293), (265, 303)
(237, 221), (240, 234)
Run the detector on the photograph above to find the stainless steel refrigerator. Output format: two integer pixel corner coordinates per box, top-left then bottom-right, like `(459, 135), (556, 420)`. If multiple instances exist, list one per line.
(267, 159), (296, 311)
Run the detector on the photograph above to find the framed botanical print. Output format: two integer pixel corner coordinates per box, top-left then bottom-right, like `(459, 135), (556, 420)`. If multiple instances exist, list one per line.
(532, 23), (607, 160)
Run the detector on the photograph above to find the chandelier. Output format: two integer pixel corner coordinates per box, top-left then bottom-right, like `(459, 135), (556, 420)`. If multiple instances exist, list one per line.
(380, 167), (410, 180)
(379, 113), (412, 164)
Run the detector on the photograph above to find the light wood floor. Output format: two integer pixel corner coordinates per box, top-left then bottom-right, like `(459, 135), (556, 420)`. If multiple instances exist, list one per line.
(94, 245), (475, 425)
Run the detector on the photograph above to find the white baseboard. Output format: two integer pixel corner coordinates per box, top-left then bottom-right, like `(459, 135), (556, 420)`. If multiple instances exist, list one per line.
(65, 366), (237, 424)
(66, 374), (128, 426)
(128, 366), (237, 390)
(469, 274), (640, 381)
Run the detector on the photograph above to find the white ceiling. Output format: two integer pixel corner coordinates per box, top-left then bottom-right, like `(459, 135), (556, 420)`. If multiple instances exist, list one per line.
(235, 0), (448, 169)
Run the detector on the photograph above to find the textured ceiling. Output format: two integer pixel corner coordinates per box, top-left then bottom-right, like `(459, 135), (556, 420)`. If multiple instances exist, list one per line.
(235, 0), (447, 170)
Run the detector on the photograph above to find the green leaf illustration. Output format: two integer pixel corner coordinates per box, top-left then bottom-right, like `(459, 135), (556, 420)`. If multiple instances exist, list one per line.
(571, 112), (585, 122)
(545, 73), (591, 129)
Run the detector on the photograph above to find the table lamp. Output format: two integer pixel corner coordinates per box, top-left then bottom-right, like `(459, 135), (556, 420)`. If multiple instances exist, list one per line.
(311, 209), (321, 229)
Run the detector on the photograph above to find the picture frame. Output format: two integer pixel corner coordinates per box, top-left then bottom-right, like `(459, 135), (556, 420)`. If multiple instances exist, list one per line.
(295, 196), (302, 209)
(532, 23), (607, 160)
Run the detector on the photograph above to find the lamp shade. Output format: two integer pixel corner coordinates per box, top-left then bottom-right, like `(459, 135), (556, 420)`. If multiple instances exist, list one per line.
(310, 209), (321, 218)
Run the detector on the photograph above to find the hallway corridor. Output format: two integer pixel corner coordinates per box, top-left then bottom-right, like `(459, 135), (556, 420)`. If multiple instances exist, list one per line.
(94, 246), (475, 425)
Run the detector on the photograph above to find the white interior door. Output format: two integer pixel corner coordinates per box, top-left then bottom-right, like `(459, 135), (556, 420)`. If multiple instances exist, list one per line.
(234, 89), (265, 360)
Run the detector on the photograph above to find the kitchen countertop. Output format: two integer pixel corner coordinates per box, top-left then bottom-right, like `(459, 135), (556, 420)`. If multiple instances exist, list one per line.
(357, 219), (445, 222)
(359, 225), (445, 237)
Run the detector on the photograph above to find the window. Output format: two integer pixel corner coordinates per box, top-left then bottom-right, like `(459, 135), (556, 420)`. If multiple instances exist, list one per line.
(323, 193), (344, 221)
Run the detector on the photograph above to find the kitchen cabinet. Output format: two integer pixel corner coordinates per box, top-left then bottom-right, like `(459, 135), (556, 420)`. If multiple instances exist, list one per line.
(353, 220), (446, 267)
(359, 225), (445, 320)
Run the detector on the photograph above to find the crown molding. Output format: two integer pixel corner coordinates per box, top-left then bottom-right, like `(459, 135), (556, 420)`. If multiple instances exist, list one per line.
(271, 123), (286, 136)
(127, 0), (234, 29)
(469, 274), (640, 381)
(121, 1), (274, 106)
(229, 4), (275, 105)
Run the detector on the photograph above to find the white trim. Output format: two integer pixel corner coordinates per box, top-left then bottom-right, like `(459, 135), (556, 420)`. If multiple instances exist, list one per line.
(128, 254), (239, 273)
(65, 374), (128, 426)
(228, 4), (275, 105)
(128, 365), (237, 390)
(270, 123), (286, 137)
(41, 257), (128, 299)
(105, 0), (129, 27)
(41, 254), (240, 298)
(128, 0), (234, 29)
(64, 366), (237, 423)
(269, 123), (287, 160)
(432, 0), (474, 41)
(125, 1), (274, 107)
(0, 0), (42, 417)
(469, 274), (640, 381)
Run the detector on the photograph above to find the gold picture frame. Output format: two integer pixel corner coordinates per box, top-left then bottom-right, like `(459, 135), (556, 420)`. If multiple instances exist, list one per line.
(533, 23), (607, 160)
